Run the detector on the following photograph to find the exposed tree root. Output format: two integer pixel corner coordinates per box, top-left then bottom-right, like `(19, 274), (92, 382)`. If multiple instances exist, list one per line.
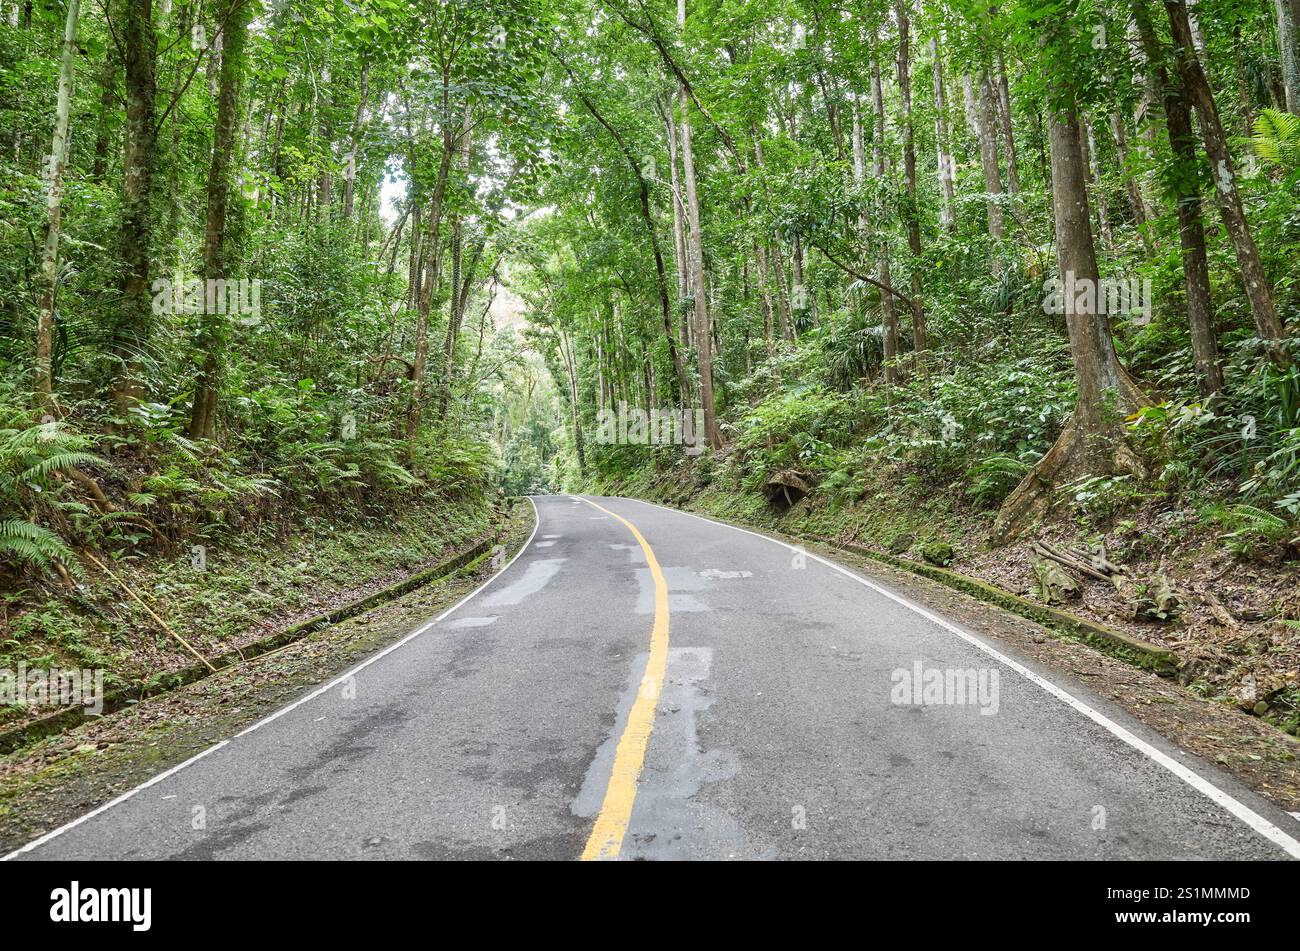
(65, 467), (115, 514)
(992, 410), (1148, 545)
(992, 363), (1151, 544)
(763, 469), (812, 511)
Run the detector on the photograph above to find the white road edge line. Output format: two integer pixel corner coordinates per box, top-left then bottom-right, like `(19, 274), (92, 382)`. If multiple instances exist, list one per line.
(620, 496), (1300, 860)
(2, 499), (543, 861)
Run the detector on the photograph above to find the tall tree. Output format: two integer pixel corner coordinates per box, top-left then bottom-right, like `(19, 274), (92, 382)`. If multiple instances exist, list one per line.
(930, 35), (957, 234)
(976, 72), (1006, 244)
(1164, 0), (1289, 367)
(896, 0), (925, 354)
(1133, 2), (1223, 397)
(1277, 0), (1300, 113)
(870, 43), (901, 384)
(112, 0), (158, 417)
(189, 0), (253, 439)
(341, 61), (369, 222)
(34, 0), (81, 411)
(994, 20), (1148, 542)
(677, 0), (722, 448)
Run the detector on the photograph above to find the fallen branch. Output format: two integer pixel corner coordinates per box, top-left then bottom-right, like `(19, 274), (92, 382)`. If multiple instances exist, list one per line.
(61, 467), (115, 514)
(83, 551), (217, 672)
(1031, 541), (1111, 582)
(1193, 583), (1240, 631)
(1065, 543), (1125, 577)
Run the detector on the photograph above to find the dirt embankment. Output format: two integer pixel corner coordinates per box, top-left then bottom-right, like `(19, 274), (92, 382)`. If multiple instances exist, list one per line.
(1, 496), (494, 736)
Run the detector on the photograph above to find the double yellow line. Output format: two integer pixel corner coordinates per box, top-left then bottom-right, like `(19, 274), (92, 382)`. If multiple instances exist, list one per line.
(577, 498), (670, 861)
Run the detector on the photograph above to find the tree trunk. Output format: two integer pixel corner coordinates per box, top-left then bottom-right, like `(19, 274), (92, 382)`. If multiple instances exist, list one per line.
(961, 73), (979, 136)
(993, 104), (1147, 542)
(406, 203), (422, 310)
(1278, 0), (1300, 112)
(436, 106), (473, 417)
(662, 94), (690, 355)
(342, 61), (369, 221)
(113, 0), (157, 418)
(34, 0), (80, 411)
(1051, 111), (1138, 431)
(560, 331), (586, 476)
(678, 0), (722, 449)
(816, 69), (848, 163)
(1133, 2), (1224, 396)
(407, 108), (457, 439)
(188, 0), (251, 439)
(852, 101), (865, 184)
(771, 238), (794, 344)
(1126, 16), (1164, 225)
(976, 72), (1006, 243)
(1166, 0), (1289, 367)
(851, 100), (880, 370)
(871, 52), (901, 384)
(995, 53), (1022, 199)
(91, 47), (118, 184)
(1109, 111), (1152, 241)
(792, 232), (810, 325)
(897, 0), (925, 354)
(930, 37), (957, 233)
(753, 127), (793, 345)
(1083, 115), (1112, 249)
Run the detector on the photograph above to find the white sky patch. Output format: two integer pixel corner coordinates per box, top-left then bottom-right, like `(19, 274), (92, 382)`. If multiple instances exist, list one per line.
(490, 283), (527, 331)
(380, 159), (408, 225)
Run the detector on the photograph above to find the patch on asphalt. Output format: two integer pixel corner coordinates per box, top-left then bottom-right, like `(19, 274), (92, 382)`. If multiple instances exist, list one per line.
(698, 569), (753, 580)
(443, 616), (498, 629)
(481, 558), (565, 607)
(635, 566), (710, 614)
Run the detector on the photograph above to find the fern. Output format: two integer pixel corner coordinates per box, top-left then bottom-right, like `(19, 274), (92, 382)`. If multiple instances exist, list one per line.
(1253, 108), (1300, 168)
(0, 519), (78, 574)
(965, 455), (1033, 509)
(0, 421), (102, 578)
(1212, 503), (1292, 558)
(1219, 503), (1288, 538)
(18, 451), (106, 483)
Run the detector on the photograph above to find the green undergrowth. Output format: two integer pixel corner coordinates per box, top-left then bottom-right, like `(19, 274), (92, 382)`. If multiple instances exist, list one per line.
(0, 496), (490, 722)
(592, 451), (977, 560)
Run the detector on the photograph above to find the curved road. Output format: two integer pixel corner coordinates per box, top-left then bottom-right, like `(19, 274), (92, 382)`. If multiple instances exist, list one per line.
(7, 495), (1300, 860)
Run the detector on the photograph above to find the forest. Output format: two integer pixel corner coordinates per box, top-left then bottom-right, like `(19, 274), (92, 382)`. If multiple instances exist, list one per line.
(1, 0), (1299, 738)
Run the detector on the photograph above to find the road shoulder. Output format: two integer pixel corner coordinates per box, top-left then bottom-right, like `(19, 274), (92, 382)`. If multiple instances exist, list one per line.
(0, 505), (537, 856)
(638, 499), (1300, 818)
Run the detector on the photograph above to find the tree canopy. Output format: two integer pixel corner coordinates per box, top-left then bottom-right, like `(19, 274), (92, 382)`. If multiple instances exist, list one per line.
(1, 0), (1298, 579)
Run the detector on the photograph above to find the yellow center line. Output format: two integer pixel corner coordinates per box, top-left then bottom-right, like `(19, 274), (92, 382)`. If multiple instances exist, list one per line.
(577, 497), (670, 861)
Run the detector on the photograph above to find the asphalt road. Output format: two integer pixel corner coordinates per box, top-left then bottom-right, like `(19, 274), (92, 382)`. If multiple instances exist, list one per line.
(8, 495), (1300, 860)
